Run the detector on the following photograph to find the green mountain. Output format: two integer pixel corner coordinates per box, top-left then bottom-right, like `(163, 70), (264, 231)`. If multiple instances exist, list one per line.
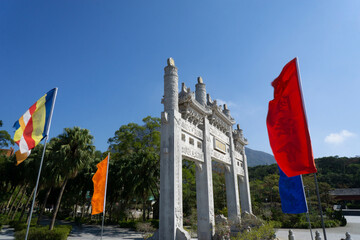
(245, 147), (275, 167)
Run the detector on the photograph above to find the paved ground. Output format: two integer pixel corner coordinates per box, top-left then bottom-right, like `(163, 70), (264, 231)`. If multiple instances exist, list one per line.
(0, 223), (143, 240)
(275, 216), (360, 240)
(67, 225), (143, 240)
(1, 216), (359, 240)
(0, 226), (14, 240)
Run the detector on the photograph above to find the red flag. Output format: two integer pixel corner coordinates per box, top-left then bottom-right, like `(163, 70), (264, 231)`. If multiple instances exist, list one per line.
(266, 58), (317, 177)
(91, 156), (109, 215)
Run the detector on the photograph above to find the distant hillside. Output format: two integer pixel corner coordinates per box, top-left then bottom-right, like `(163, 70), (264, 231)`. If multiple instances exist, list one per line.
(245, 147), (275, 167)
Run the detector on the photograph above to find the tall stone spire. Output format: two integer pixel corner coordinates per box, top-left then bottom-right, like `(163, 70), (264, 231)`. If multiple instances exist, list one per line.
(164, 58), (179, 112)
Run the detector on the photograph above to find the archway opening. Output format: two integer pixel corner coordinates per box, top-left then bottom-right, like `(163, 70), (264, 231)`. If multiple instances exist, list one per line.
(212, 160), (228, 217)
(182, 159), (197, 237)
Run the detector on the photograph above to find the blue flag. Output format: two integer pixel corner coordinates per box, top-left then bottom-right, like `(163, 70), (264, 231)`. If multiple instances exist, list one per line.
(278, 167), (308, 214)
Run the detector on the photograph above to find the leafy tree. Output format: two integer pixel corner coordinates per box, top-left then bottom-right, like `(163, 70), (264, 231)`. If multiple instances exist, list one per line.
(0, 120), (14, 148)
(108, 116), (160, 221)
(248, 157), (360, 228)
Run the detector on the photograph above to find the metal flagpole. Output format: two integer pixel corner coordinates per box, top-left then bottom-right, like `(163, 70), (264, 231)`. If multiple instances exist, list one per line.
(295, 58), (327, 240)
(303, 183), (314, 240)
(101, 152), (110, 240)
(314, 173), (327, 240)
(25, 88), (58, 240)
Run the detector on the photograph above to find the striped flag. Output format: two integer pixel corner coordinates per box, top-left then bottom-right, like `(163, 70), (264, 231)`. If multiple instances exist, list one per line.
(13, 88), (56, 165)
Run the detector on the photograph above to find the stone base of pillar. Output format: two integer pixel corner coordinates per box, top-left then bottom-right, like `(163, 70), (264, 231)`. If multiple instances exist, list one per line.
(149, 228), (190, 240)
(176, 227), (191, 240)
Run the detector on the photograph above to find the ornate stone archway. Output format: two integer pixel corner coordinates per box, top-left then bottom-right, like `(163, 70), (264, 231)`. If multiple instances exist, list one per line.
(159, 58), (252, 240)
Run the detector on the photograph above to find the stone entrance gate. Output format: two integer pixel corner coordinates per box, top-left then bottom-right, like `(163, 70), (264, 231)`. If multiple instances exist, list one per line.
(159, 58), (252, 240)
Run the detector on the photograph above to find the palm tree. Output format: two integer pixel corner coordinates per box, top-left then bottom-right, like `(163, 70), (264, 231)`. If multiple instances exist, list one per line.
(49, 127), (95, 230)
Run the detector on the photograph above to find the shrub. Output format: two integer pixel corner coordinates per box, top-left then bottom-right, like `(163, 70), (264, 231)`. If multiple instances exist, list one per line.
(136, 222), (155, 233)
(119, 220), (137, 229)
(136, 221), (155, 239)
(268, 221), (281, 228)
(214, 221), (230, 240)
(11, 218), (38, 232)
(0, 214), (10, 225)
(232, 222), (275, 240)
(147, 219), (159, 229)
(183, 208), (197, 236)
(14, 225), (72, 240)
(64, 216), (74, 221)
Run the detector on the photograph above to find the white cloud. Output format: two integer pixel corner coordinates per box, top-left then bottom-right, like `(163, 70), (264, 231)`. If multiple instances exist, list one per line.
(324, 130), (356, 144)
(216, 99), (237, 108)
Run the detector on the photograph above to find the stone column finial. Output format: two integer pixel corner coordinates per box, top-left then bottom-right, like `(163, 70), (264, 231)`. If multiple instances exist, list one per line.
(167, 57), (175, 67)
(223, 104), (230, 117)
(164, 58), (179, 112)
(195, 76), (206, 106)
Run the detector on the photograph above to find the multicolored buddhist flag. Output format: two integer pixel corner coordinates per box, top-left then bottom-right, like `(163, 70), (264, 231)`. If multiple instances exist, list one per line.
(91, 155), (109, 215)
(13, 88), (57, 165)
(266, 58), (317, 177)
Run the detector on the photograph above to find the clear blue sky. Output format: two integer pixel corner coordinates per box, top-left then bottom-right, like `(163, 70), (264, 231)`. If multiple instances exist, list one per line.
(1, 1), (359, 158)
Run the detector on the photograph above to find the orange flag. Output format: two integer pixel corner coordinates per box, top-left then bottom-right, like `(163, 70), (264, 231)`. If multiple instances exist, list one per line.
(91, 155), (109, 215)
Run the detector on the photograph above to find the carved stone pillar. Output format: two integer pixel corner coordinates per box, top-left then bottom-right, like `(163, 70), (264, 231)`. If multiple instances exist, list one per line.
(160, 58), (188, 239)
(195, 117), (215, 239)
(225, 127), (241, 227)
(238, 149), (252, 213)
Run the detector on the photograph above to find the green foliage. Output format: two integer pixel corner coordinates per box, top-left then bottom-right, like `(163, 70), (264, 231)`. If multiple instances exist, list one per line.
(316, 156), (360, 188)
(147, 219), (159, 229)
(136, 221), (155, 232)
(0, 120), (14, 148)
(248, 164), (278, 182)
(47, 127), (95, 229)
(183, 208), (197, 235)
(0, 116), (164, 228)
(182, 160), (196, 217)
(108, 116), (161, 221)
(214, 221), (230, 240)
(231, 222), (275, 240)
(0, 214), (10, 225)
(248, 158), (356, 229)
(10, 218), (37, 231)
(213, 162), (227, 216)
(119, 220), (138, 229)
(14, 225), (72, 240)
